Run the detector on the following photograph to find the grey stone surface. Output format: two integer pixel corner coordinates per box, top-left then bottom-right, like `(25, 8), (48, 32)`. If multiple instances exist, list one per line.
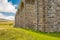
(15, 0), (60, 32)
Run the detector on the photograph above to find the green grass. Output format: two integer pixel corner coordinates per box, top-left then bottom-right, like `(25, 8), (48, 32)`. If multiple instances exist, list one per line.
(0, 25), (60, 40)
(0, 25), (13, 28)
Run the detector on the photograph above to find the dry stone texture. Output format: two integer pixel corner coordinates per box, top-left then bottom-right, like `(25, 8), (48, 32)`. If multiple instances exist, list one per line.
(15, 0), (60, 32)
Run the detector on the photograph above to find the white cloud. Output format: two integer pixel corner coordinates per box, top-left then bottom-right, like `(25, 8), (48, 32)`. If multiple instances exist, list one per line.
(6, 16), (15, 20)
(0, 13), (15, 20)
(0, 0), (16, 20)
(0, 0), (17, 13)
(0, 13), (5, 18)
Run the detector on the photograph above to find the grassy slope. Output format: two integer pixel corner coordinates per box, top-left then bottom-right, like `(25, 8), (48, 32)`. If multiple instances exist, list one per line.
(0, 20), (14, 25)
(0, 22), (60, 40)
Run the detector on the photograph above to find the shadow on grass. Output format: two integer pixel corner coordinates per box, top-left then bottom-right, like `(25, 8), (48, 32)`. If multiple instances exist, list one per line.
(40, 32), (60, 38)
(35, 31), (60, 38)
(14, 25), (60, 38)
(17, 27), (60, 38)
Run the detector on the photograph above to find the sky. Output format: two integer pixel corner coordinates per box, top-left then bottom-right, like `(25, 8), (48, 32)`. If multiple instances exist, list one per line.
(0, 0), (20, 20)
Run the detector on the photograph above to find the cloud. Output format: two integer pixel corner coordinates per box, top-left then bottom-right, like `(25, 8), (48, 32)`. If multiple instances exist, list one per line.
(0, 13), (5, 18)
(0, 0), (17, 13)
(6, 16), (15, 20)
(0, 13), (15, 20)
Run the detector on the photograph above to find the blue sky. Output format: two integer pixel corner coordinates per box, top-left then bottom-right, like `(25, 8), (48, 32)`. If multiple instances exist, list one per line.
(8, 0), (20, 5)
(0, 0), (21, 20)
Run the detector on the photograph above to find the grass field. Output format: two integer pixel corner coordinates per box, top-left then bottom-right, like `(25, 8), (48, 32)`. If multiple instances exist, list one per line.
(0, 22), (60, 40)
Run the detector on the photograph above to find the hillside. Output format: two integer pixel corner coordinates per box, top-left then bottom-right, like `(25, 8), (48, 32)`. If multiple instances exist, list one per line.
(0, 18), (14, 25)
(0, 18), (8, 22)
(0, 27), (60, 40)
(0, 21), (60, 40)
(0, 18), (14, 28)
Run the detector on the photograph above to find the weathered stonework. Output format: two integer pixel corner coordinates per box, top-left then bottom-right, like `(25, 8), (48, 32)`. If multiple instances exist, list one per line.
(15, 0), (60, 32)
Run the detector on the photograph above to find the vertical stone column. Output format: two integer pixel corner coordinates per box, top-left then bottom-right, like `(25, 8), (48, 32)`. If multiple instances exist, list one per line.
(35, 0), (39, 30)
(45, 0), (56, 32)
(23, 0), (26, 28)
(54, 0), (60, 32)
(42, 0), (46, 32)
(36, 0), (46, 31)
(15, 5), (20, 27)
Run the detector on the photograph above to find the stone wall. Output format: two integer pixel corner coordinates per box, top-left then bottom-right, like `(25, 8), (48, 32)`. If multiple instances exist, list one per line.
(15, 0), (60, 32)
